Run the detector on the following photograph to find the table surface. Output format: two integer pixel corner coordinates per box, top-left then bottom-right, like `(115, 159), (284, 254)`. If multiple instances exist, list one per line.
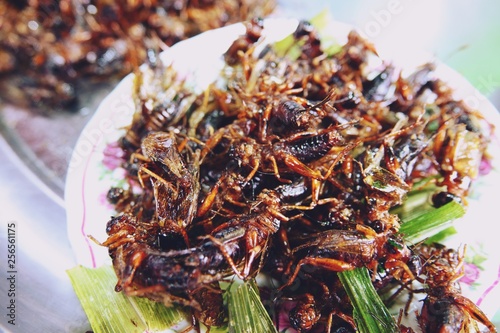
(1, 1), (500, 332)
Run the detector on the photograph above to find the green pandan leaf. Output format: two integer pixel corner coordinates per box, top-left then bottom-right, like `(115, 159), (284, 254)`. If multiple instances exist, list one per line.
(399, 201), (465, 243)
(339, 268), (399, 333)
(226, 279), (277, 333)
(67, 265), (187, 333)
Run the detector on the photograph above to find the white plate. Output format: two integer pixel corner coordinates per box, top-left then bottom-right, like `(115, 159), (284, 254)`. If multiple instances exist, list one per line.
(65, 17), (500, 330)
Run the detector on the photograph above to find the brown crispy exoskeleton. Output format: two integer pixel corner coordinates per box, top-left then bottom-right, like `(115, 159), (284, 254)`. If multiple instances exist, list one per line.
(137, 131), (201, 246)
(415, 244), (497, 333)
(281, 225), (413, 290)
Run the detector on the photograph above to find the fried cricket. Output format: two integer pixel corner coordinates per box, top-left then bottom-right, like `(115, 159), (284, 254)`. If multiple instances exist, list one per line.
(99, 19), (496, 332)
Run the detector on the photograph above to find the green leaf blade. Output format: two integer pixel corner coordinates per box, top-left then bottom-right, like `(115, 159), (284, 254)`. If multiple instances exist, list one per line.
(67, 265), (185, 333)
(338, 268), (399, 333)
(398, 201), (466, 243)
(227, 279), (277, 333)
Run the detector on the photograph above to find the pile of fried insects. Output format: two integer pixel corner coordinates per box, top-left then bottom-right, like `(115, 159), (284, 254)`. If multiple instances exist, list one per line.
(100, 18), (497, 332)
(0, 0), (275, 110)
